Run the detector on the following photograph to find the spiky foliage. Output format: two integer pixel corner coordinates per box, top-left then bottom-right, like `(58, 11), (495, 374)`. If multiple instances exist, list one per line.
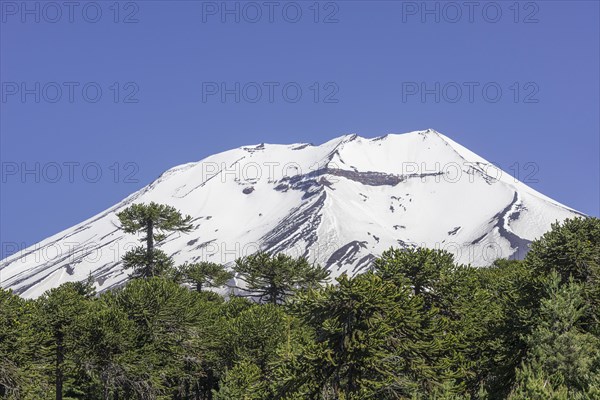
(117, 202), (193, 278)
(525, 217), (600, 335)
(284, 272), (465, 399)
(3, 216), (598, 399)
(38, 281), (95, 400)
(219, 304), (288, 373)
(0, 289), (47, 399)
(122, 246), (175, 279)
(508, 272), (600, 399)
(76, 292), (136, 400)
(233, 252), (330, 304)
(213, 361), (267, 400)
(110, 277), (220, 399)
(178, 262), (233, 292)
(373, 247), (467, 316)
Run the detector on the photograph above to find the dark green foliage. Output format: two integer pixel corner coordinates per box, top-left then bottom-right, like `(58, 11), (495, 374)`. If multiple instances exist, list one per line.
(117, 202), (193, 278)
(233, 252), (330, 304)
(525, 217), (599, 284)
(214, 303), (304, 398)
(112, 277), (218, 398)
(284, 272), (465, 399)
(38, 280), (95, 400)
(219, 304), (287, 372)
(2, 216), (598, 399)
(117, 202), (194, 240)
(178, 262), (233, 292)
(76, 292), (136, 399)
(466, 259), (539, 399)
(525, 217), (600, 336)
(218, 296), (254, 319)
(0, 289), (47, 399)
(374, 247), (457, 304)
(122, 246), (175, 279)
(373, 249), (484, 392)
(213, 361), (267, 400)
(509, 272), (600, 399)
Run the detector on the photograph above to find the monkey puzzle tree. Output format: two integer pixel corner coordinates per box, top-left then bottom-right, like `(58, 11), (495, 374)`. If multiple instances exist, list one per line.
(39, 281), (95, 400)
(525, 217), (600, 335)
(233, 252), (330, 305)
(117, 202), (193, 278)
(508, 273), (600, 399)
(285, 272), (464, 399)
(178, 262), (233, 292)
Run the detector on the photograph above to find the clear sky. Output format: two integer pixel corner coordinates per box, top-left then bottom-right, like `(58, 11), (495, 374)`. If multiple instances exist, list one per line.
(1, 1), (599, 258)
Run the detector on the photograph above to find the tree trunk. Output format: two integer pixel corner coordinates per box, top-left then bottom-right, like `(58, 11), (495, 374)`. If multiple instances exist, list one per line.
(196, 282), (202, 292)
(55, 330), (64, 400)
(268, 278), (278, 305)
(146, 219), (154, 277)
(207, 368), (214, 400)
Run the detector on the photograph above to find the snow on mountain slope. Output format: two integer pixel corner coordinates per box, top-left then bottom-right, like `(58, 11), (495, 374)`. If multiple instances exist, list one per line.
(0, 130), (584, 298)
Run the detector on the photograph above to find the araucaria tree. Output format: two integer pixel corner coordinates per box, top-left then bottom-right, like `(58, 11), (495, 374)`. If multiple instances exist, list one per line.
(117, 202), (193, 278)
(233, 252), (330, 304)
(508, 272), (600, 399)
(178, 262), (233, 292)
(1, 216), (598, 399)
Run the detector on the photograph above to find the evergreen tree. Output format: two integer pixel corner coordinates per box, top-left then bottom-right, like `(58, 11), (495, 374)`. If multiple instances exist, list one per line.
(213, 361), (267, 400)
(218, 296), (254, 319)
(219, 304), (288, 375)
(213, 303), (308, 399)
(38, 281), (94, 400)
(526, 217), (599, 284)
(0, 288), (24, 399)
(373, 247), (465, 317)
(117, 202), (193, 278)
(178, 262), (233, 292)
(525, 217), (600, 335)
(121, 246), (175, 279)
(113, 277), (220, 399)
(374, 248), (456, 298)
(0, 288), (47, 399)
(468, 259), (538, 399)
(373, 248), (477, 393)
(3, 216), (598, 399)
(233, 252), (329, 304)
(509, 272), (600, 399)
(286, 273), (462, 399)
(77, 292), (136, 400)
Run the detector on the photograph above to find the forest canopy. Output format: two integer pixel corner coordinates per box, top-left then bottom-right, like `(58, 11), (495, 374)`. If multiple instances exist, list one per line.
(1, 210), (598, 400)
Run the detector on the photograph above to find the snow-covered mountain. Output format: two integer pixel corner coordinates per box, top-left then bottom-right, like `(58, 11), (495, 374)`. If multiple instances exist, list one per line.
(0, 130), (584, 298)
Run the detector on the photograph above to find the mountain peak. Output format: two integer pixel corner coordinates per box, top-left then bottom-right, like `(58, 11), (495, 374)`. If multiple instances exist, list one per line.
(0, 130), (582, 298)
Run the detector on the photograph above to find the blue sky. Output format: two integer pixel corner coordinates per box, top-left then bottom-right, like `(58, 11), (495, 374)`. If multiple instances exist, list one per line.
(1, 1), (599, 258)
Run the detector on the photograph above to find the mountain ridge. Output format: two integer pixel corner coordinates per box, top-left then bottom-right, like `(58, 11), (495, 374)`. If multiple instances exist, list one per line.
(0, 130), (584, 298)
